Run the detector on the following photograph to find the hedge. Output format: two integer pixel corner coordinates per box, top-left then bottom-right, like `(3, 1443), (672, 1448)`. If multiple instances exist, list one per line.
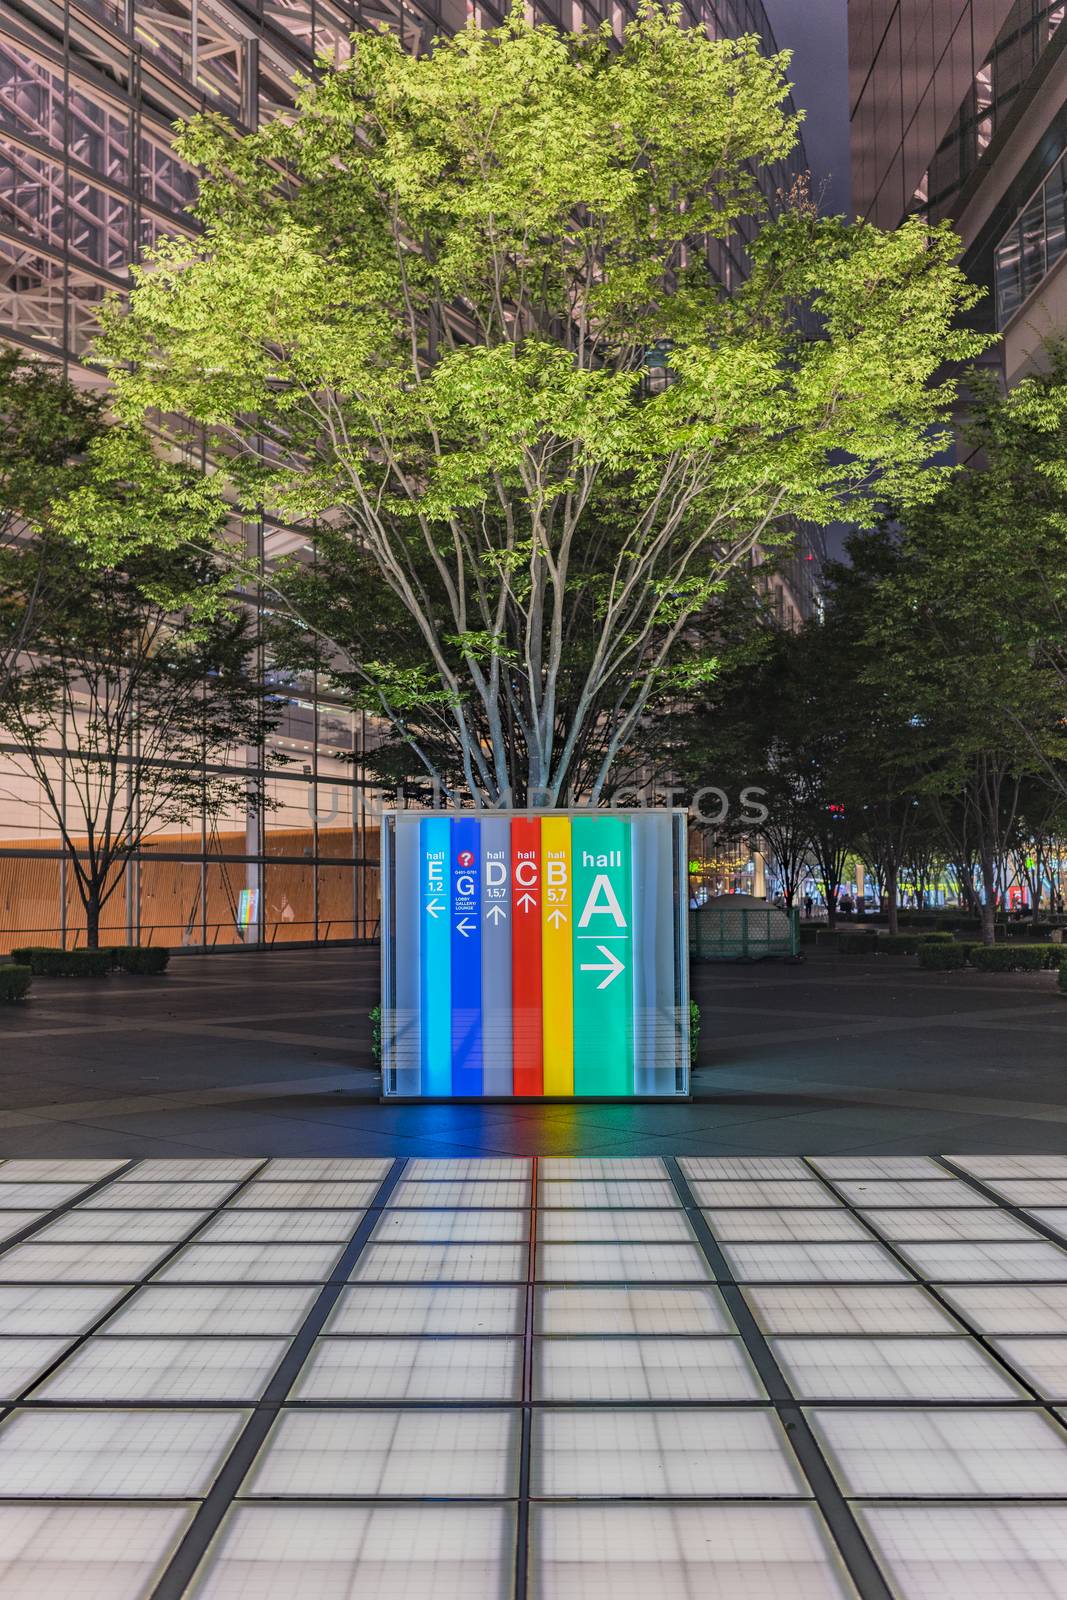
(1060, 962), (1067, 995)
(0, 964), (32, 1003)
(106, 946), (170, 975)
(10, 945), (170, 977)
(917, 942), (968, 971)
(10, 946), (111, 978)
(969, 944), (1062, 973)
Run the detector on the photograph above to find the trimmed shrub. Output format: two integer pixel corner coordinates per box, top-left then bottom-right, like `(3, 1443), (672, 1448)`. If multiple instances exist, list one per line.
(969, 944), (1048, 973)
(0, 964), (32, 1003)
(690, 1001), (701, 1061)
(112, 946), (169, 975)
(917, 942), (968, 971)
(839, 932), (879, 955)
(1059, 962), (1067, 995)
(370, 1003), (381, 1067)
(10, 946), (111, 978)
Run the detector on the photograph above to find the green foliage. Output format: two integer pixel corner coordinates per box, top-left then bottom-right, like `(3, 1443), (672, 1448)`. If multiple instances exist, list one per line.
(49, 429), (240, 595)
(11, 947), (111, 978)
(969, 944), (1053, 973)
(0, 964), (32, 1003)
(370, 1004), (382, 1068)
(856, 355), (1067, 939)
(105, 946), (171, 975)
(689, 1001), (701, 1063)
(917, 942), (968, 971)
(100, 5), (986, 803)
(0, 351), (104, 541)
(1059, 961), (1067, 995)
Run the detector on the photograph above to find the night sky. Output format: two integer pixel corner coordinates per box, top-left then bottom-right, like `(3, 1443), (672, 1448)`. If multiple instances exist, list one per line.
(760, 0), (851, 217)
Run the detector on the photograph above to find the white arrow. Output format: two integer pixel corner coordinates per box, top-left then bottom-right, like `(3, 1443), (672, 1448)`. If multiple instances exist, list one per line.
(581, 944), (625, 989)
(517, 891), (536, 911)
(547, 906), (567, 928)
(455, 916), (476, 937)
(425, 897), (443, 919)
(486, 904), (506, 924)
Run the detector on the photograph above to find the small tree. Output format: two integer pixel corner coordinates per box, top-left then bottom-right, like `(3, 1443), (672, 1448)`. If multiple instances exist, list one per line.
(100, 5), (985, 805)
(861, 374), (1067, 943)
(0, 540), (271, 947)
(0, 353), (104, 696)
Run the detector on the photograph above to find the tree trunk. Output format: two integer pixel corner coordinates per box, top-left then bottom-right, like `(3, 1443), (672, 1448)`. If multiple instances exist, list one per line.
(979, 853), (997, 946)
(85, 890), (101, 950)
(825, 884), (838, 930)
(886, 867), (899, 936)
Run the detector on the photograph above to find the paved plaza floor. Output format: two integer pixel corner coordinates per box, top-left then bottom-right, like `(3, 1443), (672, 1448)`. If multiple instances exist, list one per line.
(0, 945), (1064, 1158)
(0, 1153), (1067, 1596)
(1, 950), (1067, 1595)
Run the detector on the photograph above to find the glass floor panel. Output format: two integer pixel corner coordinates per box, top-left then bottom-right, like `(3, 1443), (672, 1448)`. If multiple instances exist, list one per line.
(0, 1503), (194, 1600)
(529, 1503), (855, 1600)
(190, 1502), (515, 1600)
(33, 1336), (288, 1403)
(6, 1152), (1067, 1600)
(243, 1408), (520, 1497)
(536, 1285), (733, 1335)
(292, 1335), (523, 1401)
(533, 1335), (763, 1401)
(531, 1407), (807, 1497)
(326, 1286), (525, 1336)
(856, 1501), (1067, 1600)
(0, 1161), (126, 1183)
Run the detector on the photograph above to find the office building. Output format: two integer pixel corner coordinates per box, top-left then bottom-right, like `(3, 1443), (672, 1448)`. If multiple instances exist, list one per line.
(850, 0), (1067, 381)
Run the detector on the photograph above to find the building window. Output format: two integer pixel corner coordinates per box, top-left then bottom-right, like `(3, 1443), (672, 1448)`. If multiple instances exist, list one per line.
(994, 146), (1067, 325)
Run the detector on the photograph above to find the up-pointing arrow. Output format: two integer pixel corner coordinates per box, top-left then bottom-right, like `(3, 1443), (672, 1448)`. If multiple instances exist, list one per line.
(425, 897), (443, 919)
(486, 904), (506, 924)
(580, 944), (625, 989)
(455, 916), (475, 937)
(517, 891), (536, 912)
(547, 906), (567, 928)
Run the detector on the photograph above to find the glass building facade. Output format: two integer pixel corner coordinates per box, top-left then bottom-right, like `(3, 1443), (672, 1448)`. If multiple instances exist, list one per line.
(0, 0), (806, 953)
(850, 2), (1067, 358)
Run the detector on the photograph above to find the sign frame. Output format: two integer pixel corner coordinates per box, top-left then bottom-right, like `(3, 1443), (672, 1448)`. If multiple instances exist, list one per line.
(379, 807), (690, 1102)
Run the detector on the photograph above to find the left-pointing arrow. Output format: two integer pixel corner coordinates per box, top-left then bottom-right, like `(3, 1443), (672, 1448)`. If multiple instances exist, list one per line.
(456, 916), (475, 937)
(425, 897), (443, 919)
(580, 944), (625, 989)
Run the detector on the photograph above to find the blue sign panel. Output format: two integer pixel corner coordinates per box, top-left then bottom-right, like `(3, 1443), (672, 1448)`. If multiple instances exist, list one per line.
(450, 815), (483, 1094)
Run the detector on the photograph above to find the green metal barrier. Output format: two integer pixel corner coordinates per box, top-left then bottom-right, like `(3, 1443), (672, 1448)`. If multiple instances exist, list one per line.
(689, 904), (800, 962)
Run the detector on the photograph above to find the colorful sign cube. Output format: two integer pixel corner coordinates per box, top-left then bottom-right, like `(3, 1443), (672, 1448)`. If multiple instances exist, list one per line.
(380, 809), (689, 1099)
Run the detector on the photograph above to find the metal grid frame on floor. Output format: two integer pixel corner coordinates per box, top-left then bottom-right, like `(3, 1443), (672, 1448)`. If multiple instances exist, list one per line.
(1, 1152), (1067, 1595)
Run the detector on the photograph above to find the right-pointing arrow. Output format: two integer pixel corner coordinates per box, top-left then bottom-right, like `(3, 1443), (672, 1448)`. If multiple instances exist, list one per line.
(580, 944), (625, 989)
